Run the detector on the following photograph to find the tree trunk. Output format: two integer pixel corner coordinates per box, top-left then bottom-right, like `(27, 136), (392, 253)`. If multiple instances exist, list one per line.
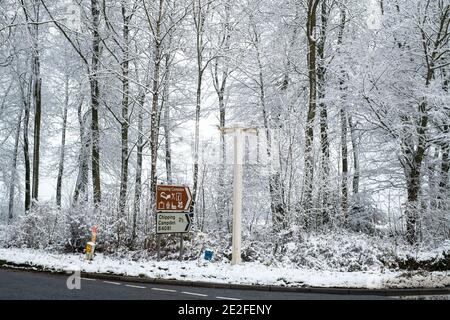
(23, 77), (32, 213)
(281, 5), (299, 91)
(437, 71), (449, 209)
(349, 115), (359, 196)
(8, 110), (23, 220)
(212, 2), (230, 228)
(405, 166), (421, 244)
(90, 0), (102, 205)
(21, 0), (42, 206)
(404, 98), (429, 244)
(425, 147), (438, 212)
(302, 0), (320, 225)
(217, 88), (226, 227)
(192, 68), (202, 214)
(56, 75), (69, 208)
(191, 1), (207, 214)
(162, 51), (172, 184)
(119, 6), (130, 222)
(73, 99), (90, 204)
(340, 108), (349, 222)
(31, 67), (41, 205)
(317, 0), (329, 225)
(149, 0), (163, 210)
(336, 6), (349, 223)
(131, 92), (145, 246)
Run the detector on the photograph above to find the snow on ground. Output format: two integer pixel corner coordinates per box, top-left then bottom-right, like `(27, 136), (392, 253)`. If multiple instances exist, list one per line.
(0, 247), (448, 289)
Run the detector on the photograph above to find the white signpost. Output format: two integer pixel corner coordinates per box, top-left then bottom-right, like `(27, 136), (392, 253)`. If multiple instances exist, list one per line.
(221, 124), (257, 266)
(156, 212), (192, 234)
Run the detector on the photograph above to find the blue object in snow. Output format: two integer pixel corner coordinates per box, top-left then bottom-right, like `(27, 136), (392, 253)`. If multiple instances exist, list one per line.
(204, 249), (213, 261)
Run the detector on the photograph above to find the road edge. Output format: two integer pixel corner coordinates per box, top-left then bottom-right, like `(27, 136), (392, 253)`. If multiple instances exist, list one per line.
(0, 260), (448, 296)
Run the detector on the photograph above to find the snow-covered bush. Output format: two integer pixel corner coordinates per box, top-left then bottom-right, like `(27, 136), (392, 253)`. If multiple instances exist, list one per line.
(65, 203), (92, 252)
(348, 195), (386, 235)
(5, 202), (66, 250)
(2, 199), (122, 252)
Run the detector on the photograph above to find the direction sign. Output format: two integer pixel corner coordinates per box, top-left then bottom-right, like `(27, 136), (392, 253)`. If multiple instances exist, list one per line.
(156, 212), (192, 234)
(156, 185), (192, 212)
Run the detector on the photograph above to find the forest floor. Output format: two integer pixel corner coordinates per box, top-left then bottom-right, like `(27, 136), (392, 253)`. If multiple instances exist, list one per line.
(0, 246), (448, 289)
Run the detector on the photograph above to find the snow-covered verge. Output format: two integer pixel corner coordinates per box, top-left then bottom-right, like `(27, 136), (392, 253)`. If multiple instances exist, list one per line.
(1, 223), (449, 270)
(138, 231), (449, 273)
(0, 247), (448, 289)
(1, 205), (448, 273)
(273, 232), (450, 272)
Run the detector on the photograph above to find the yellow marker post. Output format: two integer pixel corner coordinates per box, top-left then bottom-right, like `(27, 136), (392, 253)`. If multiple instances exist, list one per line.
(91, 226), (97, 243)
(85, 226), (98, 261)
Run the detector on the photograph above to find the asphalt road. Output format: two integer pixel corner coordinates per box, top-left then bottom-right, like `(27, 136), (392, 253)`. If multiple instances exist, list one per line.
(0, 268), (403, 300)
